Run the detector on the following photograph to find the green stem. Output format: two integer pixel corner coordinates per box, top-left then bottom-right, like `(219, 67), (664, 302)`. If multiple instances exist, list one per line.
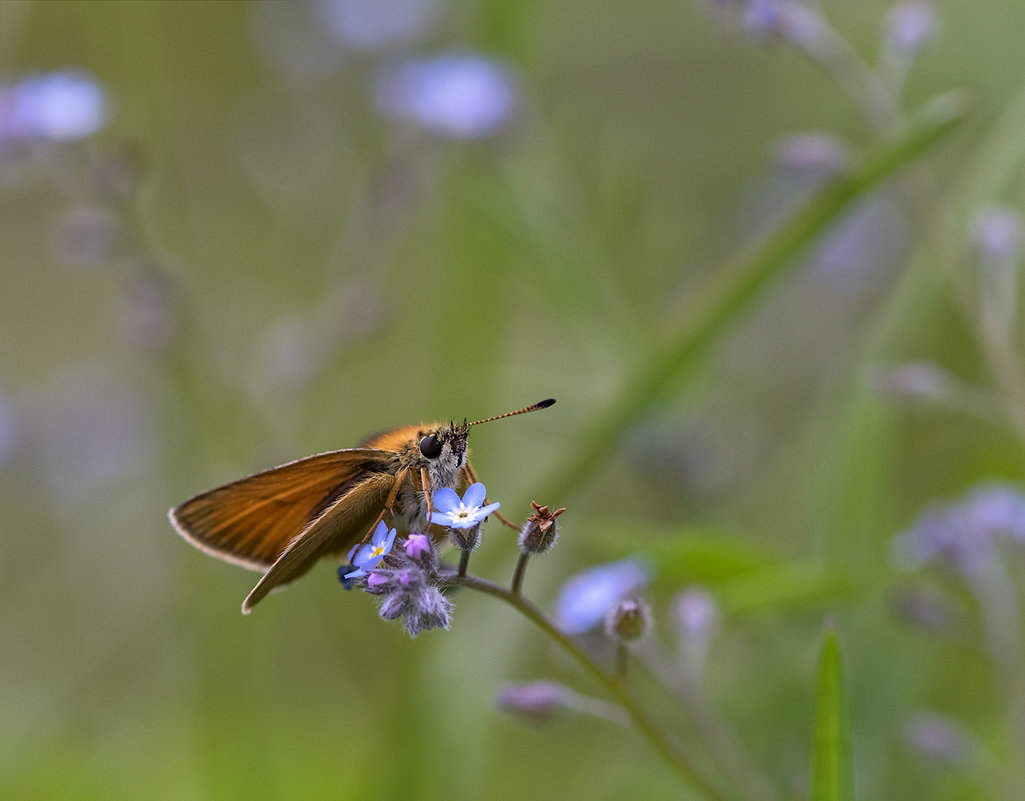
(511, 552), (531, 596)
(455, 572), (734, 801)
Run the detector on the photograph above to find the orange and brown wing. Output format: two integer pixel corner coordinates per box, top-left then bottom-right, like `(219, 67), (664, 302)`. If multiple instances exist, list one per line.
(168, 448), (395, 571)
(241, 469), (400, 613)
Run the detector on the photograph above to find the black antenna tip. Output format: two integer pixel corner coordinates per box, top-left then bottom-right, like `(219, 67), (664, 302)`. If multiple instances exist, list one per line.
(537, 398), (556, 409)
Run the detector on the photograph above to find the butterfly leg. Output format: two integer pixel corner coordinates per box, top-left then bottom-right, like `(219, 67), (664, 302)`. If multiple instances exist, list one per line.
(419, 467), (434, 527)
(356, 466), (410, 547)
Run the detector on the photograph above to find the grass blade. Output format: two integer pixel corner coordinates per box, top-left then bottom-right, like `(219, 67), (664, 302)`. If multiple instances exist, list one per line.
(810, 625), (855, 801)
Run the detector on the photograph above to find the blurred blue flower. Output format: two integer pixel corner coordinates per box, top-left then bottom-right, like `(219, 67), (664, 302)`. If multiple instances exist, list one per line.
(555, 558), (651, 634)
(893, 483), (1025, 574)
(0, 70), (109, 144)
(375, 54), (519, 139)
(704, 0), (824, 49)
(315, 0), (439, 51)
(431, 482), (500, 529)
(345, 520), (397, 578)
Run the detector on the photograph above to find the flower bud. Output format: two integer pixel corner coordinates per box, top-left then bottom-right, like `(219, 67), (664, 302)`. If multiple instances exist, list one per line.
(605, 595), (652, 643)
(518, 501), (566, 555)
(404, 586), (452, 638)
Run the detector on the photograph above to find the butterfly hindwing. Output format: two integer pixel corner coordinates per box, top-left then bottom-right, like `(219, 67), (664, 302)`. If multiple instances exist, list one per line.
(241, 469), (399, 613)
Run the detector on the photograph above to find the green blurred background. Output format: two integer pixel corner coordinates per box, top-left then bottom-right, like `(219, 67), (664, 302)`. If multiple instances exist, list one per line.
(3, 1), (1024, 799)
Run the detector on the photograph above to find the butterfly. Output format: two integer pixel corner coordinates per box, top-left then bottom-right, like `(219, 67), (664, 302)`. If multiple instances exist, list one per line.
(169, 399), (555, 613)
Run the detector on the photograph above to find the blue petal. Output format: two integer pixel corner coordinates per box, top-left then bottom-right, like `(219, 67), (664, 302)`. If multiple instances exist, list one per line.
(463, 482), (487, 508)
(479, 501), (501, 518)
(351, 542), (375, 566)
(338, 564), (359, 588)
(432, 487), (461, 514)
(555, 559), (651, 634)
(383, 526), (397, 552)
(371, 520), (390, 545)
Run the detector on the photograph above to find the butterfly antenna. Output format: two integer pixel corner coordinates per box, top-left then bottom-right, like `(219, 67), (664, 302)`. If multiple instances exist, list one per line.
(469, 398), (556, 427)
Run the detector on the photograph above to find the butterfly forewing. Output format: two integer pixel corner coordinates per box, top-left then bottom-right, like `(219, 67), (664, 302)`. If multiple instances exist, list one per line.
(169, 448), (396, 570)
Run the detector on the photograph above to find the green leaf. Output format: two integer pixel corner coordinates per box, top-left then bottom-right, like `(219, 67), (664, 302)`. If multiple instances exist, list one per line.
(810, 625), (855, 801)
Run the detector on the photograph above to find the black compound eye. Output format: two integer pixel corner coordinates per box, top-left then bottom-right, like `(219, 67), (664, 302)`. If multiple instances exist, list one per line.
(419, 435), (443, 459)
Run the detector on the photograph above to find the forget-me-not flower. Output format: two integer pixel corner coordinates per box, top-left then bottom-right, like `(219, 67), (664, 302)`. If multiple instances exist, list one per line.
(431, 482), (500, 530)
(345, 520), (397, 579)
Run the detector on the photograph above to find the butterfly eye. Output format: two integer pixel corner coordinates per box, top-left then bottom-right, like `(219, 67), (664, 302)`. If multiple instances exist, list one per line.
(419, 435), (443, 459)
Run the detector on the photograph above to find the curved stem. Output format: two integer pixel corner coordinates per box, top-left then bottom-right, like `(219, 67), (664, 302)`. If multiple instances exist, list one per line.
(454, 572), (734, 801)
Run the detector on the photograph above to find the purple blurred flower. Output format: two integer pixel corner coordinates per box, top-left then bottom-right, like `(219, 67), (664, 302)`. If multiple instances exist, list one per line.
(555, 558), (651, 634)
(315, 0), (439, 51)
(774, 131), (850, 174)
(703, 0), (824, 49)
(34, 364), (153, 502)
(0, 389), (21, 468)
(495, 681), (570, 721)
(973, 206), (1023, 266)
(673, 587), (721, 644)
(868, 361), (952, 400)
(375, 53), (519, 139)
(0, 70), (109, 144)
(893, 483), (1025, 575)
(885, 1), (938, 56)
(906, 713), (969, 765)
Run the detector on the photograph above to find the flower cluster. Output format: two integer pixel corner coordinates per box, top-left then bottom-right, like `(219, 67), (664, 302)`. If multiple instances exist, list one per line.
(342, 526), (451, 638)
(341, 483), (504, 637)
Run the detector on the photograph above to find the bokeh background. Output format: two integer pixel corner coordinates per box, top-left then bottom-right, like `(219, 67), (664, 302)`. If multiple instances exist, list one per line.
(3, 1), (1024, 799)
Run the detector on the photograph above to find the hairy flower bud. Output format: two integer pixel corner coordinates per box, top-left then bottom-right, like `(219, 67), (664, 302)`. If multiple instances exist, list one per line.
(404, 586), (452, 638)
(605, 595), (652, 643)
(518, 501), (566, 555)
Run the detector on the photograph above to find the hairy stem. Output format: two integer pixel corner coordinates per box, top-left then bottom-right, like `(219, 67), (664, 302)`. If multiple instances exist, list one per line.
(511, 552), (531, 596)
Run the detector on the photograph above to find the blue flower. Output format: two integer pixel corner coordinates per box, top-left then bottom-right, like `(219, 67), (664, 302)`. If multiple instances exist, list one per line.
(555, 559), (651, 634)
(345, 520), (397, 579)
(431, 482), (500, 530)
(315, 0), (439, 52)
(374, 53), (519, 139)
(0, 70), (109, 144)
